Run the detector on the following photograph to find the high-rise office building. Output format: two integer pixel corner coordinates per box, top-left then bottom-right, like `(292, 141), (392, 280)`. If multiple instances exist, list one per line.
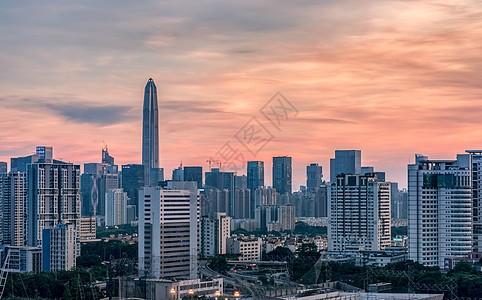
(361, 167), (385, 182)
(235, 175), (247, 189)
(247, 161), (264, 218)
(10, 146), (52, 173)
(27, 161), (81, 250)
(142, 78), (160, 186)
(139, 182), (199, 280)
(330, 150), (361, 182)
(184, 166), (203, 189)
(408, 154), (473, 268)
(300, 185), (328, 218)
(247, 161), (264, 192)
(172, 165), (184, 181)
(466, 150), (482, 253)
(121, 164), (145, 209)
(255, 206), (278, 232)
(35, 146), (53, 162)
(101, 146), (119, 174)
(84, 163), (103, 177)
(390, 182), (406, 219)
(102, 145), (115, 166)
(254, 186), (277, 207)
(328, 174), (391, 253)
(361, 166), (374, 174)
(202, 187), (229, 216)
(306, 163), (322, 190)
(272, 156), (292, 195)
(0, 172), (27, 246)
(0, 162), (7, 175)
(42, 223), (77, 272)
(205, 169), (235, 216)
(234, 188), (251, 219)
(105, 189), (129, 226)
(127, 205), (137, 224)
(81, 163), (103, 217)
(278, 204), (295, 231)
(200, 212), (230, 258)
(98, 173), (119, 217)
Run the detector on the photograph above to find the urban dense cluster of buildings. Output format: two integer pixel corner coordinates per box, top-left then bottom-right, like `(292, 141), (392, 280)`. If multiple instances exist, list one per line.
(0, 78), (481, 298)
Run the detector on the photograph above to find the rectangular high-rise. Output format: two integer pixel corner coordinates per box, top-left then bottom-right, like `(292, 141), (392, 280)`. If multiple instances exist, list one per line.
(328, 174), (391, 252)
(200, 212), (230, 258)
(27, 161), (81, 249)
(42, 223), (77, 272)
(81, 162), (103, 217)
(139, 182), (199, 280)
(254, 186), (277, 207)
(183, 166), (203, 189)
(205, 169), (235, 216)
(202, 187), (229, 216)
(272, 156), (292, 195)
(330, 150), (361, 182)
(105, 189), (128, 226)
(408, 154), (473, 268)
(247, 161), (264, 192)
(233, 188), (251, 219)
(247, 161), (264, 218)
(466, 150), (482, 253)
(306, 163), (322, 190)
(0, 172), (27, 246)
(0, 162), (7, 175)
(142, 78), (160, 186)
(121, 164), (145, 209)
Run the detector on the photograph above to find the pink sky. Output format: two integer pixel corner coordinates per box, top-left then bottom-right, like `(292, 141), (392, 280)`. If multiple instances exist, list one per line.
(1, 1), (482, 189)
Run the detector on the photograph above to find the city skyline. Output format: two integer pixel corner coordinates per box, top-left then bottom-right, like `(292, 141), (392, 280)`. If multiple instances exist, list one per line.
(2, 1), (482, 189)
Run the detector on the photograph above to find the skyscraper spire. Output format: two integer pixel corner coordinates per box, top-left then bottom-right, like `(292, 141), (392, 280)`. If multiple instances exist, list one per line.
(142, 78), (159, 186)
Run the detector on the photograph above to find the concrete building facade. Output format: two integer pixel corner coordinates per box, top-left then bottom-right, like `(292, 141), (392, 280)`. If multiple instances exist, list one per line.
(139, 184), (199, 279)
(328, 174), (391, 253)
(408, 154), (472, 268)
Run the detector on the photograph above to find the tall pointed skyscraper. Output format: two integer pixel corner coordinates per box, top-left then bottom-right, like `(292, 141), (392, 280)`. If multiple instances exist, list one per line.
(142, 78), (159, 186)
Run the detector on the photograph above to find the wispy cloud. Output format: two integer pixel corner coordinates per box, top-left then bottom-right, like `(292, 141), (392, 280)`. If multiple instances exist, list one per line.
(1, 0), (482, 187)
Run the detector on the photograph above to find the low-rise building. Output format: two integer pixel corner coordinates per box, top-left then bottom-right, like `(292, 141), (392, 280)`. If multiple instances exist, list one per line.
(79, 217), (96, 240)
(0, 246), (42, 273)
(144, 278), (223, 300)
(227, 236), (262, 261)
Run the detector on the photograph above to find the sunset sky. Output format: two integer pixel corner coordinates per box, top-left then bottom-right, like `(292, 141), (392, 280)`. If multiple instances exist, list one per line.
(1, 0), (482, 189)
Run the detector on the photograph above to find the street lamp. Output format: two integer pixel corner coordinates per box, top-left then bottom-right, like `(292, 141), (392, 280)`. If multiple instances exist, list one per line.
(188, 289), (194, 300)
(170, 287), (176, 300)
(234, 291), (240, 298)
(215, 290), (221, 300)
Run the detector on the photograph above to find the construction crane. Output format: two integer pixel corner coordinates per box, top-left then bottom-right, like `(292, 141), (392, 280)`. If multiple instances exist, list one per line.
(0, 250), (11, 299)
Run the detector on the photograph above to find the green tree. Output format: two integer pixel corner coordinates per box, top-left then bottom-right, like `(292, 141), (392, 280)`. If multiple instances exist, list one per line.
(77, 253), (102, 268)
(62, 285), (73, 300)
(208, 256), (230, 274)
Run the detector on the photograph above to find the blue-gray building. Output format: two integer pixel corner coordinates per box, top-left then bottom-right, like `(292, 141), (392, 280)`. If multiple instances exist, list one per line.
(272, 156), (292, 195)
(330, 150), (361, 182)
(121, 164), (145, 209)
(306, 163), (322, 190)
(184, 166), (203, 189)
